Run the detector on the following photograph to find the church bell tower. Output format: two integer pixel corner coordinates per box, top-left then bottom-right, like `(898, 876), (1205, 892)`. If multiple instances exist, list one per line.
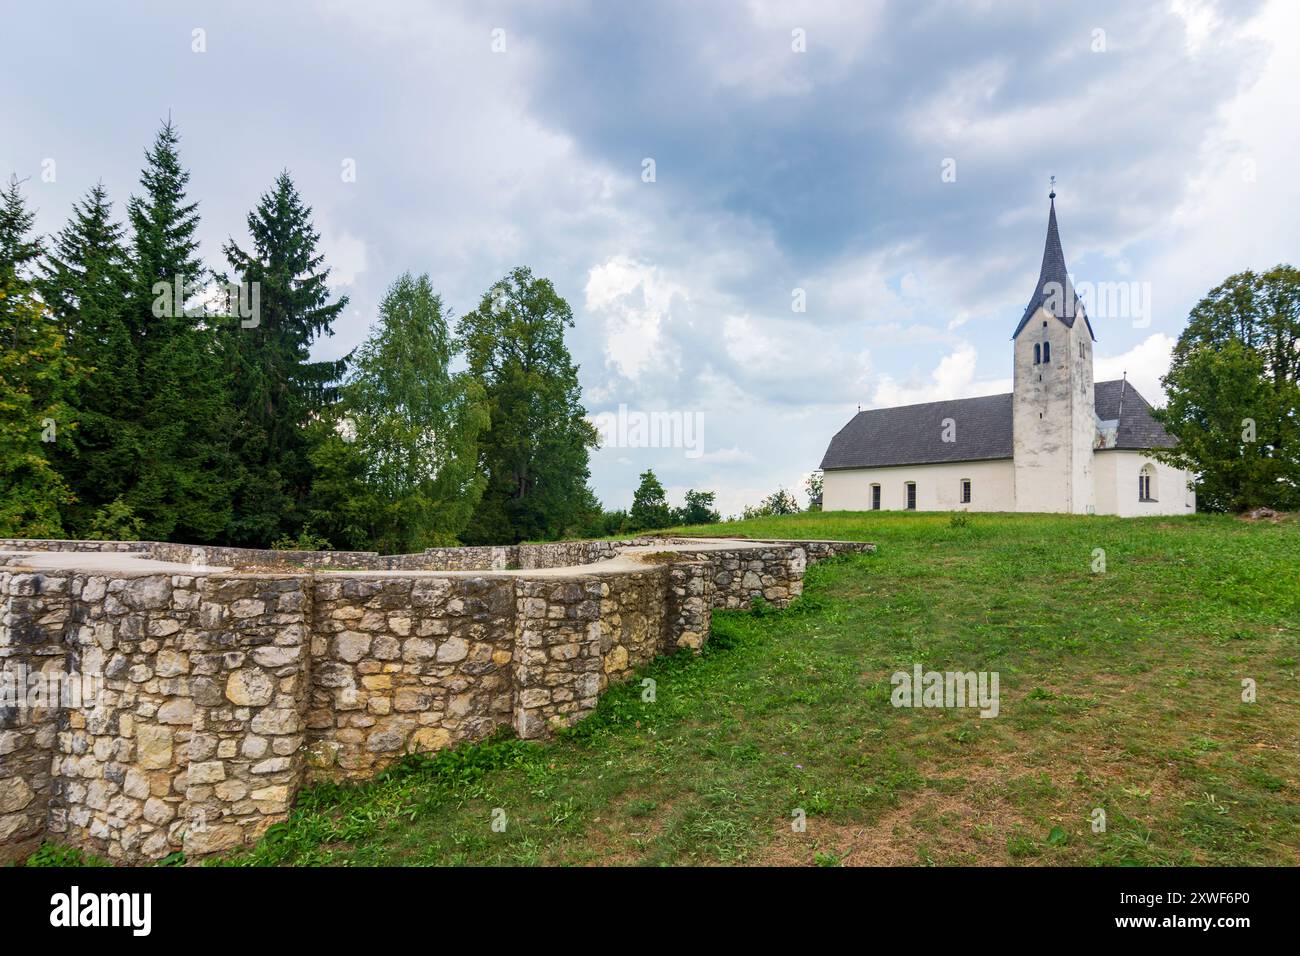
(1011, 185), (1097, 514)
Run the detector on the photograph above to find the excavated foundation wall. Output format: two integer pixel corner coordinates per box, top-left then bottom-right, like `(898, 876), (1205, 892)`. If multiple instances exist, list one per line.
(0, 535), (870, 863)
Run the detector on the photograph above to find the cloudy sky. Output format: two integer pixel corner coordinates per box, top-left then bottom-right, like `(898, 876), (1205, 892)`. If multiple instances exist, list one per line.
(5, 0), (1298, 516)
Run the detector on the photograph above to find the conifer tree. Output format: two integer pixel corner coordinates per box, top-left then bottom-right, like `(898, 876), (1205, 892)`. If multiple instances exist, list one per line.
(126, 120), (235, 542)
(38, 183), (141, 534)
(0, 178), (78, 536)
(630, 469), (672, 531)
(0, 175), (43, 343)
(0, 293), (81, 537)
(223, 171), (349, 545)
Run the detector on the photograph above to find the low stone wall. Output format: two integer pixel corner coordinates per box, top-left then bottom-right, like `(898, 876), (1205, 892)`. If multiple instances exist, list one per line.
(0, 533), (872, 863)
(306, 574), (517, 779)
(641, 538), (872, 610)
(180, 575), (311, 857)
(0, 538), (147, 554)
(0, 570), (63, 861)
(148, 542), (382, 570)
(414, 545), (515, 571)
(415, 538), (658, 572)
(0, 568), (312, 864)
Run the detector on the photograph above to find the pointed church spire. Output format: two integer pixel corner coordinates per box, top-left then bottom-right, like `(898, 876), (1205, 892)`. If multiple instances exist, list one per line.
(1011, 183), (1096, 341)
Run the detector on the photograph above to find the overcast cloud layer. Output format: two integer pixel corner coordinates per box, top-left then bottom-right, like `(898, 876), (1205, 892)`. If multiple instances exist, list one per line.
(5, 0), (1298, 516)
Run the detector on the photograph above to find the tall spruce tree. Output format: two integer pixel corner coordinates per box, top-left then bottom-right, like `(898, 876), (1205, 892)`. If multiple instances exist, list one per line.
(127, 121), (234, 542)
(38, 183), (142, 534)
(629, 469), (672, 531)
(457, 267), (598, 544)
(0, 293), (82, 537)
(223, 171), (349, 546)
(0, 178), (79, 535)
(0, 176), (43, 341)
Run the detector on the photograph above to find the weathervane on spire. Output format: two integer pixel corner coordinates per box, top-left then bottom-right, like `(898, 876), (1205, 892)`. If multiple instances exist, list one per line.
(1049, 175), (1056, 200)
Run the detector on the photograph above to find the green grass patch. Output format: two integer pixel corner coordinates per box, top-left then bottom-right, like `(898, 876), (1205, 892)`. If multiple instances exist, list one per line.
(196, 511), (1299, 866)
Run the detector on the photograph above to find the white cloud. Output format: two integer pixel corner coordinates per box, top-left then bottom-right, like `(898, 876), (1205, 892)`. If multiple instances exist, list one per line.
(1095, 332), (1176, 406)
(319, 229), (369, 288)
(584, 257), (687, 380)
(870, 343), (1011, 407)
(696, 446), (755, 465)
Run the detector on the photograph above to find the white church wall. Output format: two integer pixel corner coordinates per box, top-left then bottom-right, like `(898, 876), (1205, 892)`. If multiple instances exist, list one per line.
(823, 459), (1015, 512)
(1094, 450), (1118, 515)
(1096, 450), (1196, 516)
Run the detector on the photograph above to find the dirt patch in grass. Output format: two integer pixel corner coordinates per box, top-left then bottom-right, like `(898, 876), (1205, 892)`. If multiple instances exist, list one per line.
(755, 785), (1038, 867)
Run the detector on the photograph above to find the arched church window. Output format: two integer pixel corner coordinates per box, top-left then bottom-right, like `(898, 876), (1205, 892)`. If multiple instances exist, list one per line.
(1033, 344), (1041, 364)
(1042, 341), (1051, 363)
(1139, 464), (1157, 502)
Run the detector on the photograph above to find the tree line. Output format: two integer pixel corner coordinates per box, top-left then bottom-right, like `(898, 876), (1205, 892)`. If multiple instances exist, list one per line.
(1, 120), (711, 550)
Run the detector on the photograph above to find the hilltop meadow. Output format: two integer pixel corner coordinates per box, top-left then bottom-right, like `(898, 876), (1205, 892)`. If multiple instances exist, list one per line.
(25, 510), (1298, 867)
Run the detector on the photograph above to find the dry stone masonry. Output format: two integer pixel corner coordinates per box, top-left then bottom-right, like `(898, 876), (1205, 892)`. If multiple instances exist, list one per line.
(0, 534), (871, 864)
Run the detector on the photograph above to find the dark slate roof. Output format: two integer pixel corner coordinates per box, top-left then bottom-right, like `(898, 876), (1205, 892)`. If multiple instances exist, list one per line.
(820, 393), (1013, 469)
(1011, 196), (1097, 342)
(1093, 379), (1177, 450)
(820, 380), (1176, 470)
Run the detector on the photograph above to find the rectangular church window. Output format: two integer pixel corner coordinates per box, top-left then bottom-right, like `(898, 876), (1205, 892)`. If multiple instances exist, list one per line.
(871, 484), (881, 510)
(961, 479), (971, 504)
(905, 482), (916, 510)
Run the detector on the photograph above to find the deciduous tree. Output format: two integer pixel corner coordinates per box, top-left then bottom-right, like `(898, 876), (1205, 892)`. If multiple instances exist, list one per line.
(457, 267), (598, 543)
(1155, 266), (1300, 511)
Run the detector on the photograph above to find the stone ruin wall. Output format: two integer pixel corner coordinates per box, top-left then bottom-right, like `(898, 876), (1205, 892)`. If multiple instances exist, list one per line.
(0, 535), (870, 864)
(0, 568), (311, 864)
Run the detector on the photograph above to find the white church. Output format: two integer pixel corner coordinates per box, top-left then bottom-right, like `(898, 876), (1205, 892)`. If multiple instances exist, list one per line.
(820, 192), (1196, 517)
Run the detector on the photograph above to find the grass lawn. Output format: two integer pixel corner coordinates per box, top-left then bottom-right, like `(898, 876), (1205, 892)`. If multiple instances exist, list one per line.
(206, 512), (1297, 866)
